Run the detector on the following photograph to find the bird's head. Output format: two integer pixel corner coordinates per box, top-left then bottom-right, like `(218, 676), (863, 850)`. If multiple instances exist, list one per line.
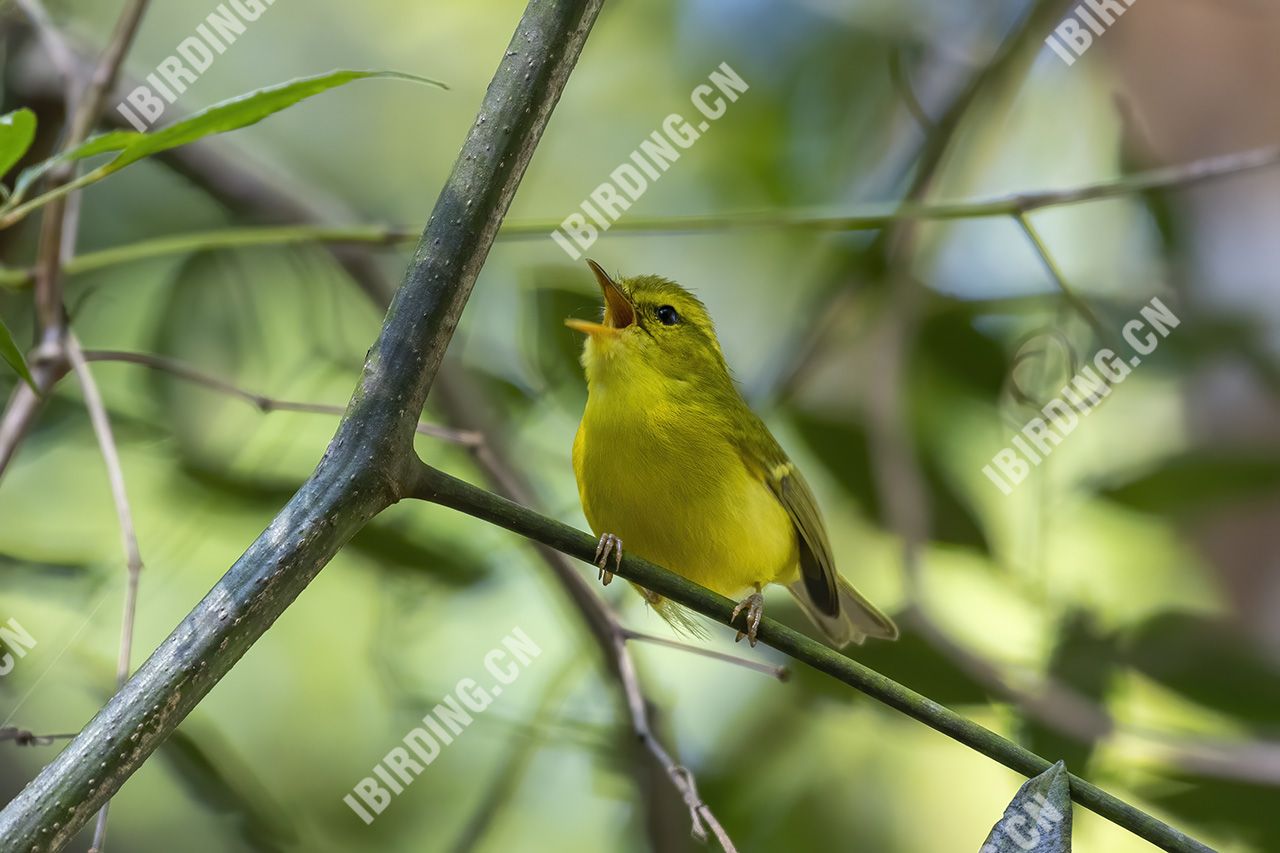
(566, 260), (730, 389)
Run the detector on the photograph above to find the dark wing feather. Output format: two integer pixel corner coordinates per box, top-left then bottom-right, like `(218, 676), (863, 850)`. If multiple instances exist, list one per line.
(731, 405), (897, 646)
(770, 461), (841, 616)
(737, 417), (840, 617)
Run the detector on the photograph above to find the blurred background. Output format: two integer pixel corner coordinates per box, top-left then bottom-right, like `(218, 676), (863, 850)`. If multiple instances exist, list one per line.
(2, 0), (1279, 850)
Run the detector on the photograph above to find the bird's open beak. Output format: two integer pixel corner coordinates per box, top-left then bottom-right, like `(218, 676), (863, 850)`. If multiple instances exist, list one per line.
(565, 260), (635, 337)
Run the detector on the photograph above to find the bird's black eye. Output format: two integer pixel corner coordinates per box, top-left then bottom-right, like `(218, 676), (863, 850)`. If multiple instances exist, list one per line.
(656, 305), (680, 326)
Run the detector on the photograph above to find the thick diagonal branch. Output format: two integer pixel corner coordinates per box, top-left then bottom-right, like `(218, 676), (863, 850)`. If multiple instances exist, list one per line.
(80, 349), (481, 444)
(0, 2), (605, 849)
(5, 16), (737, 843)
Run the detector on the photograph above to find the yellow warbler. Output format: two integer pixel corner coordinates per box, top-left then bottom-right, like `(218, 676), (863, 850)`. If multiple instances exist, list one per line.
(567, 260), (897, 648)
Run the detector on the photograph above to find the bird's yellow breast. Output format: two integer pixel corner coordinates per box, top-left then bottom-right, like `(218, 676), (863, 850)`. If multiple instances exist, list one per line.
(572, 372), (799, 599)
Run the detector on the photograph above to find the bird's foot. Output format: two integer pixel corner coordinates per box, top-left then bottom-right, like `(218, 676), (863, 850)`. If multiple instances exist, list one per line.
(594, 533), (623, 586)
(731, 590), (765, 647)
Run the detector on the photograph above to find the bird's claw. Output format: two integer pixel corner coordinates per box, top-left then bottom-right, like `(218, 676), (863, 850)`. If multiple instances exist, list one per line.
(732, 591), (765, 647)
(594, 533), (622, 586)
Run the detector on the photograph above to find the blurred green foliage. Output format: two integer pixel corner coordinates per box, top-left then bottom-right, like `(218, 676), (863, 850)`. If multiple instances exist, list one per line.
(1, 1), (1278, 851)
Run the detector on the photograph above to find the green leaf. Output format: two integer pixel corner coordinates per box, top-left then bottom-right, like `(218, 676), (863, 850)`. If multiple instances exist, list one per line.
(980, 761), (1073, 853)
(791, 411), (990, 552)
(349, 516), (491, 588)
(11, 70), (445, 201)
(1139, 772), (1280, 852)
(0, 109), (37, 178)
(449, 362), (538, 424)
(71, 70), (444, 171)
(917, 297), (1010, 399)
(523, 265), (599, 404)
(797, 619), (996, 707)
(176, 463), (490, 587)
(0, 552), (99, 606)
(1099, 451), (1280, 516)
(0, 314), (35, 389)
(159, 727), (295, 852)
(10, 157), (60, 205)
(1021, 610), (1117, 773)
(1127, 611), (1280, 732)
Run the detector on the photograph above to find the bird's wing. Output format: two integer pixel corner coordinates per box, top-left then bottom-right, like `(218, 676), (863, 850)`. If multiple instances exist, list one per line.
(735, 410), (897, 645)
(738, 421), (841, 617)
(769, 460), (842, 617)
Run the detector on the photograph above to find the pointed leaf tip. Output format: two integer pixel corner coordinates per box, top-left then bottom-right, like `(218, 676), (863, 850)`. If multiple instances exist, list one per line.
(979, 761), (1073, 852)
(0, 315), (36, 391)
(0, 108), (37, 178)
(2, 70), (446, 220)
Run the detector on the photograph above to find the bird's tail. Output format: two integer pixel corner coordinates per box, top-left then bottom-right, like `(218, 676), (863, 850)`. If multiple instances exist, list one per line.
(787, 576), (898, 648)
(635, 586), (711, 640)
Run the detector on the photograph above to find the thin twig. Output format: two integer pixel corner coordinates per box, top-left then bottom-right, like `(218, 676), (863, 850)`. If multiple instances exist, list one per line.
(609, 623), (734, 850)
(3, 143), (1279, 290)
(12, 0), (80, 109)
(409, 463), (1215, 853)
(59, 3), (149, 147)
(0, 365), (61, 477)
(888, 47), (933, 133)
(10, 4), (155, 851)
(3, 24), (398, 304)
(447, 658), (586, 853)
(621, 629), (789, 682)
(1014, 211), (1111, 344)
(66, 334), (142, 853)
(11, 0), (85, 267)
(12, 0), (81, 309)
(1150, 738), (1280, 787)
(854, 0), (1126, 784)
(0, 3), (75, 481)
(857, 284), (1110, 758)
(66, 341), (143, 665)
(21, 0), (148, 326)
(0, 728), (79, 746)
(81, 349), (482, 446)
(902, 606), (1113, 743)
(0, 0), (149, 485)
